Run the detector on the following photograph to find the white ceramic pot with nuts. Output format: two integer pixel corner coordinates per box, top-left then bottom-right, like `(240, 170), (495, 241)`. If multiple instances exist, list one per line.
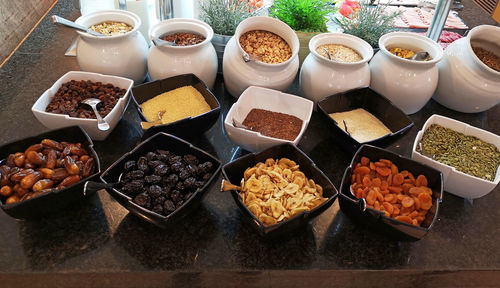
(223, 16), (300, 98)
(148, 18), (218, 89)
(369, 32), (443, 115)
(75, 10), (149, 83)
(299, 33), (373, 107)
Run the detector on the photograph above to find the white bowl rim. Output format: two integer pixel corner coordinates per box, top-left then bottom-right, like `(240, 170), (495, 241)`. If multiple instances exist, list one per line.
(225, 86), (313, 143)
(31, 71), (134, 123)
(379, 31), (443, 65)
(412, 114), (500, 185)
(149, 18), (214, 49)
(309, 32), (374, 65)
(75, 9), (142, 40)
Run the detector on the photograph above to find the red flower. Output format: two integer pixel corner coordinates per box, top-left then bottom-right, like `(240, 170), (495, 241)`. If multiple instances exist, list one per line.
(339, 0), (360, 19)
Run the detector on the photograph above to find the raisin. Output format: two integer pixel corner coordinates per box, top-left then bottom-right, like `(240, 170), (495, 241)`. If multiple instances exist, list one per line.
(134, 192), (151, 207)
(148, 185), (163, 198)
(171, 162), (184, 173)
(123, 160), (136, 171)
(170, 190), (182, 203)
(168, 156), (182, 165)
(152, 205), (164, 215)
(179, 169), (191, 180)
(145, 174), (161, 184)
(175, 181), (185, 191)
(195, 181), (205, 188)
(147, 160), (164, 169)
(184, 177), (196, 189)
(199, 161), (213, 173)
(146, 152), (157, 161)
(187, 164), (200, 176)
(153, 196), (166, 206)
(156, 149), (170, 156)
(164, 200), (176, 212)
(137, 157), (148, 171)
(183, 154), (199, 166)
(154, 164), (169, 176)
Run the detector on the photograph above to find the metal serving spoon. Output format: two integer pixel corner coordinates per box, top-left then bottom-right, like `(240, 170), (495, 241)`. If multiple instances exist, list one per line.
(411, 51), (431, 61)
(152, 36), (177, 47)
(81, 98), (110, 131)
(51, 15), (104, 37)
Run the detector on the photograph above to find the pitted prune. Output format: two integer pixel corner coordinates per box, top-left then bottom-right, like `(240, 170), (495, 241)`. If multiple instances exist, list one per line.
(202, 173), (212, 181)
(146, 152), (157, 161)
(183, 154), (199, 166)
(162, 185), (171, 197)
(137, 157), (148, 171)
(187, 164), (199, 176)
(154, 164), (169, 176)
(171, 162), (184, 173)
(199, 161), (213, 173)
(179, 169), (190, 180)
(168, 155), (182, 165)
(184, 177), (196, 189)
(175, 181), (185, 191)
(153, 196), (166, 206)
(148, 160), (164, 169)
(164, 200), (176, 212)
(134, 192), (151, 207)
(171, 190), (182, 203)
(165, 174), (178, 186)
(152, 205), (164, 215)
(126, 170), (144, 180)
(123, 160), (136, 171)
(122, 180), (144, 196)
(148, 185), (163, 198)
(145, 174), (161, 184)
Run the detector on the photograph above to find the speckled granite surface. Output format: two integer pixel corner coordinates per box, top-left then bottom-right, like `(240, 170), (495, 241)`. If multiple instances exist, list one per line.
(0, 0), (499, 286)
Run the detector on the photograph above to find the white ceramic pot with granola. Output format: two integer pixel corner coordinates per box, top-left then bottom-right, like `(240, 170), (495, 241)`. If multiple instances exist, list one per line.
(369, 32), (443, 115)
(223, 16), (300, 98)
(148, 18), (218, 89)
(433, 25), (500, 113)
(75, 10), (149, 83)
(299, 33), (373, 107)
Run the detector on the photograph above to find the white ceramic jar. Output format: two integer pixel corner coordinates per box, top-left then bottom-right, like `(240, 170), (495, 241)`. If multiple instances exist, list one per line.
(223, 16), (300, 98)
(299, 33), (373, 106)
(148, 18), (218, 89)
(434, 25), (500, 113)
(369, 32), (443, 115)
(75, 10), (149, 83)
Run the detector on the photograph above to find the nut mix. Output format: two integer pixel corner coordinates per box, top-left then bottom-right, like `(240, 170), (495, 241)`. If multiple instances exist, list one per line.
(160, 32), (206, 46)
(0, 139), (95, 205)
(45, 80), (127, 119)
(351, 156), (433, 227)
(239, 30), (292, 64)
(89, 21), (133, 36)
(119, 150), (214, 216)
(239, 158), (327, 226)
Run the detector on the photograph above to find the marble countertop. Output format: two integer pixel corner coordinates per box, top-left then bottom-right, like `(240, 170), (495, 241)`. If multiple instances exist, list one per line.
(0, 0), (499, 287)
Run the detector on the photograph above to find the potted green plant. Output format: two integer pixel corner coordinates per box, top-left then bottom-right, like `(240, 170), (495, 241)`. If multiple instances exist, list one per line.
(269, 0), (337, 65)
(199, 0), (260, 73)
(335, 0), (401, 49)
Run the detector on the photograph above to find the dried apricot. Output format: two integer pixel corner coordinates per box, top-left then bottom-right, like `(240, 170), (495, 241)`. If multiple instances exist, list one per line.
(415, 175), (428, 187)
(354, 166), (370, 175)
(402, 196), (414, 208)
(392, 173), (404, 186)
(361, 156), (370, 166)
(395, 215), (412, 224)
(376, 167), (391, 177)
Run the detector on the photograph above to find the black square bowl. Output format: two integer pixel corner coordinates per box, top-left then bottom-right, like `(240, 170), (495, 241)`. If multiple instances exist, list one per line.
(338, 144), (443, 241)
(0, 126), (101, 219)
(98, 132), (221, 229)
(222, 143), (339, 239)
(317, 87), (414, 154)
(132, 74), (221, 141)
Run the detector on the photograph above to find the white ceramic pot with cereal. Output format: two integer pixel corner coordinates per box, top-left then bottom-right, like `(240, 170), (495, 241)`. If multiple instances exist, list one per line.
(433, 25), (500, 113)
(148, 18), (218, 89)
(299, 33), (373, 107)
(223, 16), (300, 98)
(75, 10), (149, 83)
(369, 32), (443, 115)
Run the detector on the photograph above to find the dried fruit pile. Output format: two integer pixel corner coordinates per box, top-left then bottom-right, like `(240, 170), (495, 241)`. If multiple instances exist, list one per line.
(350, 156), (433, 226)
(239, 158), (327, 226)
(119, 150), (213, 216)
(0, 139), (95, 204)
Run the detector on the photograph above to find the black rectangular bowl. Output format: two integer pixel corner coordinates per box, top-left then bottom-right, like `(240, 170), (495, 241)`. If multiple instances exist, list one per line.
(131, 74), (221, 141)
(0, 126), (101, 219)
(222, 143), (338, 239)
(338, 144), (443, 241)
(317, 87), (414, 154)
(99, 132), (221, 229)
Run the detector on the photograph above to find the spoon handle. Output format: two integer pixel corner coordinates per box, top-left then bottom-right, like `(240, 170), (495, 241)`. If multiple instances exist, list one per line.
(51, 15), (102, 37)
(90, 104), (110, 131)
